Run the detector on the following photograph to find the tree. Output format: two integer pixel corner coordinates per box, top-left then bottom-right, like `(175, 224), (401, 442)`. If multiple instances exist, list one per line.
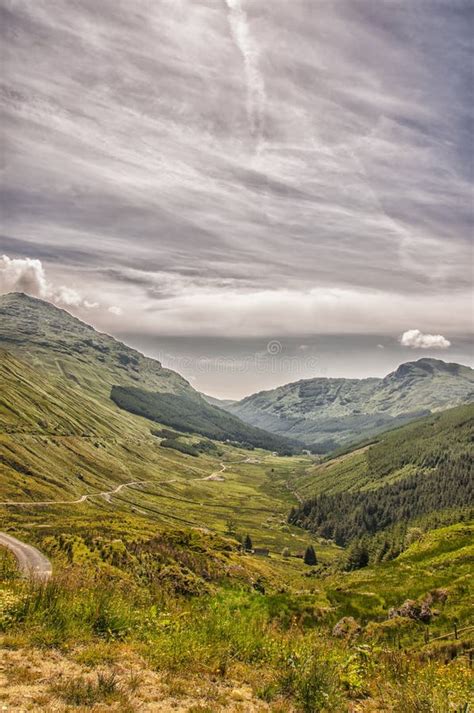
(225, 517), (237, 536)
(303, 545), (317, 566)
(281, 547), (291, 558)
(345, 540), (369, 570)
(243, 534), (253, 551)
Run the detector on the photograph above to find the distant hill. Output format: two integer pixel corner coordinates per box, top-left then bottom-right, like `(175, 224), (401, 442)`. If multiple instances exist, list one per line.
(0, 293), (300, 453)
(218, 359), (474, 451)
(288, 403), (474, 544)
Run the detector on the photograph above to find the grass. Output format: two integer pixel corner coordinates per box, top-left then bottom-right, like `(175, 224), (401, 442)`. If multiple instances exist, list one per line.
(294, 403), (474, 498)
(51, 670), (124, 706)
(1, 522), (473, 711)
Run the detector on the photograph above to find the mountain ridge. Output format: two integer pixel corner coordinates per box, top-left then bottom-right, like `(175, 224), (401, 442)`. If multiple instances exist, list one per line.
(215, 357), (474, 451)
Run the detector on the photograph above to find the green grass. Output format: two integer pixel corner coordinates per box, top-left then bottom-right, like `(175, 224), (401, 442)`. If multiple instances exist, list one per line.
(323, 523), (474, 641)
(1, 522), (472, 711)
(1, 348), (331, 558)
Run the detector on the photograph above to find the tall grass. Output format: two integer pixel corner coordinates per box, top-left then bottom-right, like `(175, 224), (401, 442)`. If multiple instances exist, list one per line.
(1, 568), (472, 711)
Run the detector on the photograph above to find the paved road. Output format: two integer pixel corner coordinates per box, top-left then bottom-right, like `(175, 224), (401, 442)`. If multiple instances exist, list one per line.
(0, 532), (52, 581)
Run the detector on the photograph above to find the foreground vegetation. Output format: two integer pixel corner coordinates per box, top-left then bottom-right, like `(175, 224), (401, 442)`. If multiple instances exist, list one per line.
(1, 523), (473, 711)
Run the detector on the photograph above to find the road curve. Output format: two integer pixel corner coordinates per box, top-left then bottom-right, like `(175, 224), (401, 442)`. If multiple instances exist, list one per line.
(0, 532), (52, 581)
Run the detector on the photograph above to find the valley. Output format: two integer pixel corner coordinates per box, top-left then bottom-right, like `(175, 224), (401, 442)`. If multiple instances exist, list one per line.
(0, 293), (473, 712)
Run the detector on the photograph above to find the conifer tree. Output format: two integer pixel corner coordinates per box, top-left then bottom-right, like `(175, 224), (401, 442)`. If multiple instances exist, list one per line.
(304, 545), (317, 566)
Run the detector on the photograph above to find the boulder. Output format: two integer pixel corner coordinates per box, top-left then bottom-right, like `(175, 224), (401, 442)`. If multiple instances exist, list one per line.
(388, 599), (433, 623)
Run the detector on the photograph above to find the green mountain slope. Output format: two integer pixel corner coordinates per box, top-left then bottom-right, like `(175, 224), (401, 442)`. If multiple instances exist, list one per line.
(288, 404), (474, 544)
(110, 385), (299, 452)
(223, 359), (474, 450)
(1, 347), (323, 555)
(0, 293), (299, 453)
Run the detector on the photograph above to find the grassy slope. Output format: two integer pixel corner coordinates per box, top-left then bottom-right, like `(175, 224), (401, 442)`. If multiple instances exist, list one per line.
(325, 522), (473, 639)
(0, 292), (298, 453)
(293, 403), (474, 498)
(0, 520), (472, 711)
(1, 348), (333, 560)
(0, 299), (472, 708)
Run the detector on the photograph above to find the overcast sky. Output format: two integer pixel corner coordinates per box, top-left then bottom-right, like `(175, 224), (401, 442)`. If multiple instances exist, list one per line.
(1, 0), (473, 396)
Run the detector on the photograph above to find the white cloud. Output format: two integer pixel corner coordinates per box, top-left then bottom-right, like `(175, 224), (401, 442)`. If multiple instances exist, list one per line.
(400, 329), (451, 349)
(108, 305), (123, 316)
(109, 285), (470, 338)
(0, 255), (97, 310)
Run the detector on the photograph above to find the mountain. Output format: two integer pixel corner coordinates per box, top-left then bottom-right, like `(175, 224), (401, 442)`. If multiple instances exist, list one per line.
(289, 403), (474, 545)
(0, 293), (299, 453)
(218, 359), (474, 451)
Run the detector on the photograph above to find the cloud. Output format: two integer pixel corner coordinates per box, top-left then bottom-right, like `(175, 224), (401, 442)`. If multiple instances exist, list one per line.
(225, 0), (265, 141)
(0, 254), (97, 310)
(103, 284), (470, 338)
(400, 329), (451, 349)
(108, 305), (123, 316)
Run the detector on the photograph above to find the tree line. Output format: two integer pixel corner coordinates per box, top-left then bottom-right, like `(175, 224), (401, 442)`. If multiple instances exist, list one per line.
(289, 453), (473, 546)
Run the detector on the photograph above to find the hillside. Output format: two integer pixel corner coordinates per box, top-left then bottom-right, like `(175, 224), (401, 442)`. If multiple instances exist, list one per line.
(1, 511), (472, 711)
(221, 359), (474, 450)
(0, 293), (299, 453)
(288, 404), (474, 544)
(0, 346), (324, 556)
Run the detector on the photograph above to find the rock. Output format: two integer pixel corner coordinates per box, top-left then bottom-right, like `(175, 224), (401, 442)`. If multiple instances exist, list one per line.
(423, 588), (448, 606)
(332, 616), (361, 639)
(252, 578), (265, 594)
(388, 599), (433, 623)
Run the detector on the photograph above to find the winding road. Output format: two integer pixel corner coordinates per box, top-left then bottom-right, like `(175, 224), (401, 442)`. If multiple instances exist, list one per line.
(0, 532), (52, 581)
(0, 457), (287, 579)
(0, 479), (153, 507)
(202, 462), (227, 481)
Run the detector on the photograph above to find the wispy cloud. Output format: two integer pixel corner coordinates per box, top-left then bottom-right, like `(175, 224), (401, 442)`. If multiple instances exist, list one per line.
(225, 0), (266, 143)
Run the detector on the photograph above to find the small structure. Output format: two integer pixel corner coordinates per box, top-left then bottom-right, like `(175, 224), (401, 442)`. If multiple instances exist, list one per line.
(253, 547), (270, 557)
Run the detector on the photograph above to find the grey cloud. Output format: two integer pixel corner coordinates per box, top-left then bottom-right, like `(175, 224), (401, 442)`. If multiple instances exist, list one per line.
(0, 0), (472, 339)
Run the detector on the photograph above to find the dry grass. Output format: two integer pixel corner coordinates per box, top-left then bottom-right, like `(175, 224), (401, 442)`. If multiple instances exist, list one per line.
(0, 647), (280, 712)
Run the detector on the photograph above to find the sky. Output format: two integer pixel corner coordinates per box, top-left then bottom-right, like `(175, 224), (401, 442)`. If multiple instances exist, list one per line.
(1, 0), (473, 397)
